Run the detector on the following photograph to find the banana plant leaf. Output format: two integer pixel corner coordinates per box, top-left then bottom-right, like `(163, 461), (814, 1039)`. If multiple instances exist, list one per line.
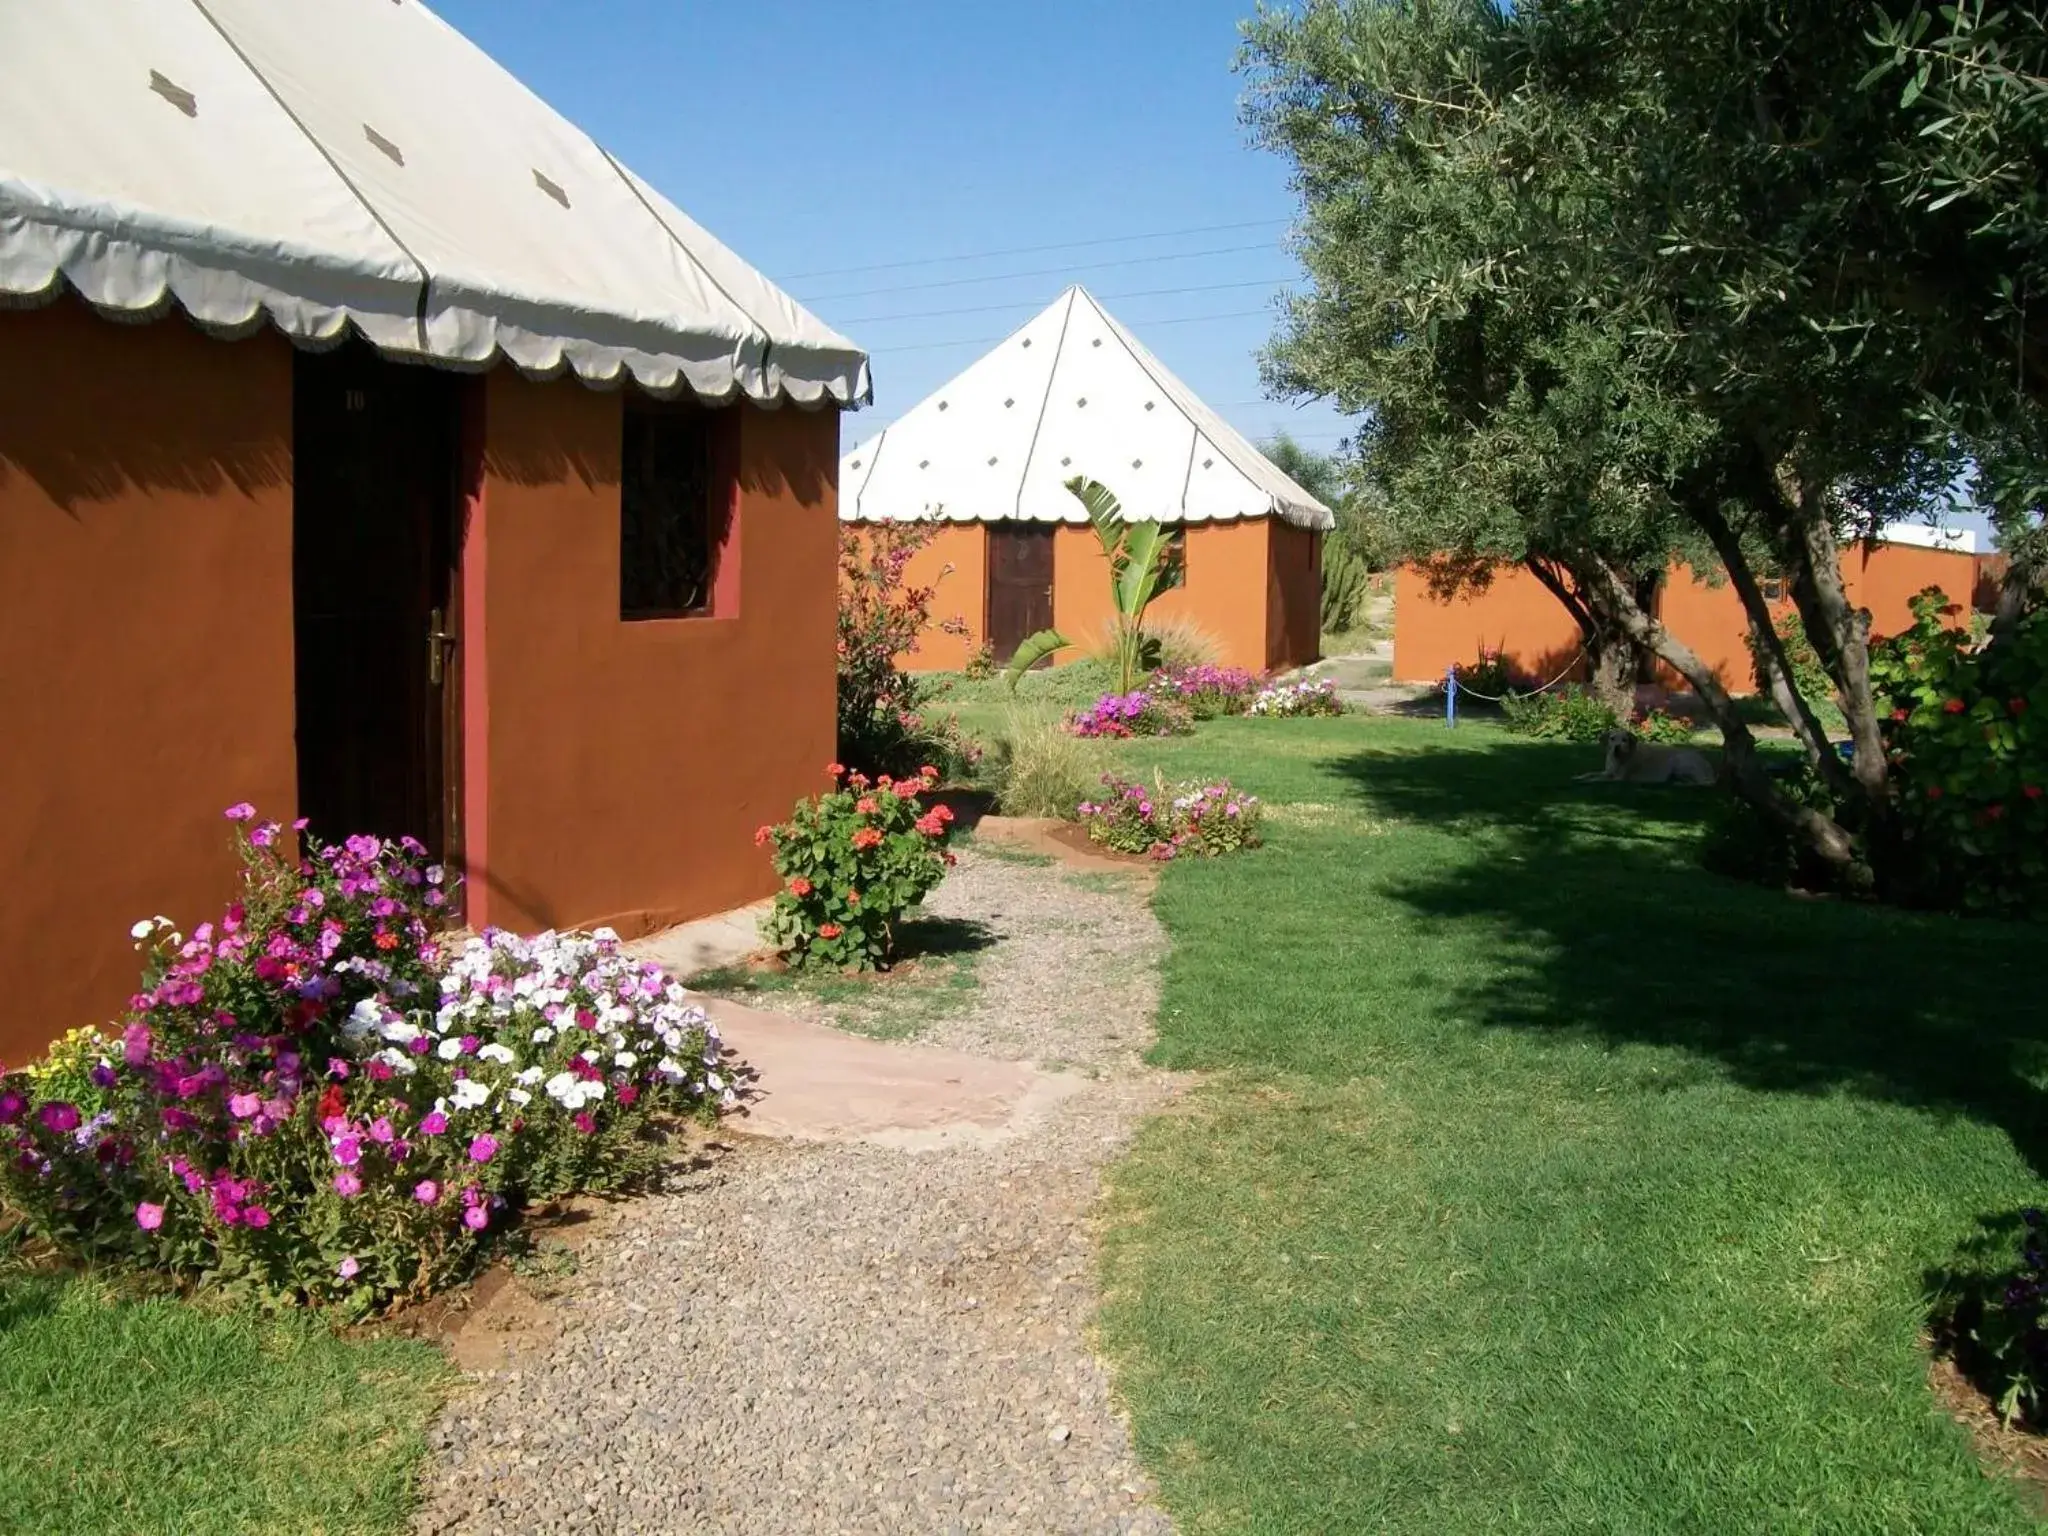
(1001, 627), (1073, 688)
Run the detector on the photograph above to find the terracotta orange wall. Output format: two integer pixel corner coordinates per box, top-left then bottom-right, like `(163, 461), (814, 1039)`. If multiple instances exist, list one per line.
(1394, 546), (1990, 689)
(1841, 543), (1982, 638)
(471, 373), (838, 937)
(1393, 564), (1582, 684)
(0, 302), (298, 1061)
(1053, 522), (1273, 674)
(883, 518), (1279, 674)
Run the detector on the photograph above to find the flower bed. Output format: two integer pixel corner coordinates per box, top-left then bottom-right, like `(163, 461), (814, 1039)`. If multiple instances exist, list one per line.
(1148, 663), (1262, 720)
(1249, 678), (1345, 718)
(757, 764), (958, 970)
(0, 809), (724, 1314)
(1068, 691), (1196, 739)
(1078, 773), (1263, 860)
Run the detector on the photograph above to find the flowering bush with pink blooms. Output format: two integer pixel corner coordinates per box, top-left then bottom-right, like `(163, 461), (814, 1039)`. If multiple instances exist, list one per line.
(1248, 678), (1346, 717)
(758, 764), (958, 970)
(0, 809), (724, 1314)
(1078, 773), (1264, 860)
(1148, 663), (1262, 720)
(1068, 690), (1196, 739)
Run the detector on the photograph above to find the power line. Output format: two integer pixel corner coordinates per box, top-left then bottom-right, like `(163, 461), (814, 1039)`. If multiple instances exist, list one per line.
(803, 241), (1282, 302)
(782, 218), (1286, 281)
(863, 307), (1277, 355)
(841, 277), (1293, 327)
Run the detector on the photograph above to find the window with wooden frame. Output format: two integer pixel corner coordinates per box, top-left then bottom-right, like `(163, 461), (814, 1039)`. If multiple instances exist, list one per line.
(620, 399), (717, 620)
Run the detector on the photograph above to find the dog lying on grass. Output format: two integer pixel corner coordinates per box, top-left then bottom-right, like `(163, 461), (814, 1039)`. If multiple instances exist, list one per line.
(1577, 727), (1718, 786)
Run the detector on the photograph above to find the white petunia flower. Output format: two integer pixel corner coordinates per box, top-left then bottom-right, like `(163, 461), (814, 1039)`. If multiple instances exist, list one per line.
(436, 1037), (464, 1061)
(449, 1078), (490, 1111)
(477, 1043), (516, 1065)
(506, 1088), (533, 1107)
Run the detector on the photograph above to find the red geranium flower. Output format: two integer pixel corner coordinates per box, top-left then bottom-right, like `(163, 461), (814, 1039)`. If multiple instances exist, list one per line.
(856, 797), (879, 815)
(851, 828), (883, 850)
(818, 922), (842, 939)
(1943, 698), (1966, 714)
(788, 876), (813, 898)
(2012, 699), (2029, 716)
(754, 824), (775, 847)
(2025, 785), (2044, 801)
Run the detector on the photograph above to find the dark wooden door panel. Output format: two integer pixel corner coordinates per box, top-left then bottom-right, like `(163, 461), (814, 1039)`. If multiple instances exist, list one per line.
(986, 524), (1055, 663)
(293, 344), (458, 858)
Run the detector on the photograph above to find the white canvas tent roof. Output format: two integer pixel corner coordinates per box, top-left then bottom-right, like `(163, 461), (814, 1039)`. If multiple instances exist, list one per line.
(0, 0), (867, 408)
(840, 286), (1333, 529)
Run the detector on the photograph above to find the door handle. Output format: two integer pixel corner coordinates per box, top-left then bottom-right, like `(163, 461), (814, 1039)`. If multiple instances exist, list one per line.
(428, 608), (456, 686)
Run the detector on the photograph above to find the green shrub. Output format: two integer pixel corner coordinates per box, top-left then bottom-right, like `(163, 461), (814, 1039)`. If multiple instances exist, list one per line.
(1868, 589), (2046, 916)
(1748, 607), (1834, 706)
(1321, 542), (1371, 633)
(1634, 708), (1697, 745)
(1929, 1208), (2048, 1426)
(837, 520), (969, 774)
(990, 711), (1098, 819)
(1499, 684), (1619, 742)
(759, 766), (957, 969)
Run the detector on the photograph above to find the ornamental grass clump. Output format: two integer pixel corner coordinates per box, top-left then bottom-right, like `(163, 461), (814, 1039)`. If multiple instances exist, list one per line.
(1078, 772), (1263, 860)
(0, 807), (725, 1315)
(1248, 677), (1345, 717)
(758, 764), (958, 970)
(1149, 663), (1261, 720)
(1068, 690), (1196, 739)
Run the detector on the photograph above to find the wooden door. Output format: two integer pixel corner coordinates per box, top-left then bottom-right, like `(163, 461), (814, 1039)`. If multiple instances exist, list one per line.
(292, 343), (460, 859)
(986, 525), (1055, 663)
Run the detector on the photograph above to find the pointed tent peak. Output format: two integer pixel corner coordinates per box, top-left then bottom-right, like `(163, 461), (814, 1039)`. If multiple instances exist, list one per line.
(840, 287), (1336, 530)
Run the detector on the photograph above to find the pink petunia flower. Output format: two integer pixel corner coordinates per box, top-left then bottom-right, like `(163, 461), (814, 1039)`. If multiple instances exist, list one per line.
(468, 1134), (497, 1164)
(134, 1202), (165, 1230)
(419, 1111), (448, 1136)
(224, 803), (256, 821)
(368, 1117), (395, 1144)
(337, 1255), (360, 1279)
(333, 1170), (363, 1198)
(463, 1204), (490, 1231)
(243, 1206), (271, 1229)
(332, 1134), (363, 1167)
(413, 1179), (440, 1205)
(227, 1093), (261, 1120)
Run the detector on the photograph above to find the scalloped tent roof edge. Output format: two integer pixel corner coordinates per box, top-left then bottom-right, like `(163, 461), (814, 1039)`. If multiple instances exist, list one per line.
(0, 0), (869, 409)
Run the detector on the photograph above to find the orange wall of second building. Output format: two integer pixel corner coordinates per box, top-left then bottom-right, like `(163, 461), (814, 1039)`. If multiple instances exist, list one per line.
(472, 374), (838, 938)
(882, 517), (1290, 674)
(1394, 546), (1990, 689)
(0, 302), (298, 1063)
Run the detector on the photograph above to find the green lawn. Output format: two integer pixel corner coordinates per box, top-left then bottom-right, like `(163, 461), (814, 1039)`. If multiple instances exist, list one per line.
(1097, 715), (2045, 1533)
(0, 1272), (449, 1535)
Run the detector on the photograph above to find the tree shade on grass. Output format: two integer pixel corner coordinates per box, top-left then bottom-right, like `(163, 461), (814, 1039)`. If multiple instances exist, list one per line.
(0, 1274), (449, 1535)
(1099, 715), (2044, 1534)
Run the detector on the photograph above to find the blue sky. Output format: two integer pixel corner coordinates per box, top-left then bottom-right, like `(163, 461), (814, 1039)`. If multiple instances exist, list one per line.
(431, 0), (1352, 455)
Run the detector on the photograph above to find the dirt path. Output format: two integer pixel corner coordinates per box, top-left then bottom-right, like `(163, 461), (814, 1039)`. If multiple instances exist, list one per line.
(413, 851), (1179, 1535)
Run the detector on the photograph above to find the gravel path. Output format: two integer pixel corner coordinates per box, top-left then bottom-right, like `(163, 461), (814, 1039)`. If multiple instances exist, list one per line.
(414, 851), (1179, 1535)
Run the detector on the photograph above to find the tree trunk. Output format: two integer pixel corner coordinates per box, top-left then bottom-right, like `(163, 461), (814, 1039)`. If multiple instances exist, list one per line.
(1525, 555), (1657, 716)
(1585, 629), (1640, 717)
(1574, 553), (1870, 884)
